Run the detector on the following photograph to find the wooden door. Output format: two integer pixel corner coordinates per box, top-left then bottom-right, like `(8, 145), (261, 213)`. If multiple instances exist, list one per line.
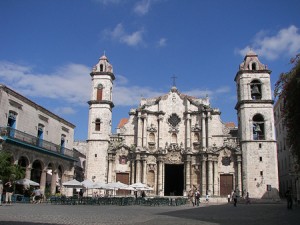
(220, 174), (233, 196)
(116, 173), (129, 196)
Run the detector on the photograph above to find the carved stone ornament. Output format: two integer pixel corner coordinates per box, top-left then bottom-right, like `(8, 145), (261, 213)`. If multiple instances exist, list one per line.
(168, 113), (181, 127)
(165, 151), (182, 164)
(119, 155), (128, 165)
(221, 156), (231, 166)
(191, 123), (201, 132)
(165, 142), (184, 152)
(147, 123), (157, 132)
(148, 164), (156, 171)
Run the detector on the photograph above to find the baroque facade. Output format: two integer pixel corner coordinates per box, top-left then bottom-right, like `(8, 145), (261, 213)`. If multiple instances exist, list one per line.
(85, 51), (279, 199)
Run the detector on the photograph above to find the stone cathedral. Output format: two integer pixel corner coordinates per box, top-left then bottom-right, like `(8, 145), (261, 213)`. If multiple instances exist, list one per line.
(85, 51), (279, 199)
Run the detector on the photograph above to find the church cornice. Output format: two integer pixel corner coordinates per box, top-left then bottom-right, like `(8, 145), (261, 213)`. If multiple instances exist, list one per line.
(138, 109), (165, 116)
(235, 99), (274, 110)
(88, 100), (114, 108)
(234, 69), (271, 81)
(90, 71), (115, 80)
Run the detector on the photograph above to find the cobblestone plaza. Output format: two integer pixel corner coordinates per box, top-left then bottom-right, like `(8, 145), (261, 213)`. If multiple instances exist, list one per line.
(0, 202), (299, 225)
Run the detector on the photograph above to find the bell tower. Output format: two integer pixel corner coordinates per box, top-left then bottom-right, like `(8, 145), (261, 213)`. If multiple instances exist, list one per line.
(86, 54), (115, 183)
(235, 50), (279, 199)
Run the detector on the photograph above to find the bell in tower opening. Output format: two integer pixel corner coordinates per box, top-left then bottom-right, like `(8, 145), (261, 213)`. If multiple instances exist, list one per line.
(250, 81), (262, 100)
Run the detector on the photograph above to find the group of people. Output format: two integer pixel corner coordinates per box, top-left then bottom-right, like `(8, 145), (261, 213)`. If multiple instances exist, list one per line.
(188, 189), (210, 206)
(0, 180), (43, 205)
(0, 180), (14, 205)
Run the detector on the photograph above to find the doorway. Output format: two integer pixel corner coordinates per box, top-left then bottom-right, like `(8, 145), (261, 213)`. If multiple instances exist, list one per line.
(220, 174), (233, 196)
(164, 164), (184, 196)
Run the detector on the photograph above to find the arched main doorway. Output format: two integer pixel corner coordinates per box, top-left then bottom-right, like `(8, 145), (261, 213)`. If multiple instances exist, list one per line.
(164, 164), (184, 196)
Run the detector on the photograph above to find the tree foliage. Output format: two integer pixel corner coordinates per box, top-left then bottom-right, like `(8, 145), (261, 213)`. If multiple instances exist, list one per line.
(0, 151), (25, 182)
(274, 54), (300, 164)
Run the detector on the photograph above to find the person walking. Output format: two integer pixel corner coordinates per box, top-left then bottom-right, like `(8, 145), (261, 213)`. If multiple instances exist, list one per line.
(188, 189), (194, 206)
(194, 189), (200, 206)
(5, 181), (13, 205)
(0, 180), (3, 205)
(227, 194), (231, 203)
(245, 192), (250, 204)
(285, 188), (293, 209)
(232, 190), (237, 207)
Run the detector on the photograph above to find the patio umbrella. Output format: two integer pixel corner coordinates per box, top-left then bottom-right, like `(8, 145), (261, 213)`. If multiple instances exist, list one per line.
(15, 178), (40, 186)
(92, 182), (110, 189)
(62, 179), (83, 188)
(106, 181), (129, 190)
(129, 182), (153, 191)
(81, 179), (94, 189)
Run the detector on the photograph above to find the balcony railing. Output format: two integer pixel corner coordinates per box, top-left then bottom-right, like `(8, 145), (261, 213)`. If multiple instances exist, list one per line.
(0, 127), (73, 158)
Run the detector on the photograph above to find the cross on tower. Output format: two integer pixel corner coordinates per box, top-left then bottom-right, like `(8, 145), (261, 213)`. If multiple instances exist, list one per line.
(171, 75), (177, 87)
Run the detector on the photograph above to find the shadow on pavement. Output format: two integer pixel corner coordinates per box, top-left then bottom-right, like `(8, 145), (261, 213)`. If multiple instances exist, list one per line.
(0, 222), (63, 225)
(157, 203), (300, 225)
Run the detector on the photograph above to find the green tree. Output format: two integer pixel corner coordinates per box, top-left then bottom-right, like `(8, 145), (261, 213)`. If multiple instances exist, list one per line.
(0, 151), (25, 182)
(274, 54), (300, 164)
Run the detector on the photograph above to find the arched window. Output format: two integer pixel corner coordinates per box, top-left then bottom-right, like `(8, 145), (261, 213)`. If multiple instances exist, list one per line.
(250, 79), (262, 100)
(194, 132), (200, 142)
(97, 84), (103, 101)
(149, 133), (155, 143)
(60, 134), (66, 154)
(7, 110), (17, 136)
(252, 62), (257, 70)
(37, 124), (44, 147)
(253, 114), (265, 140)
(95, 119), (101, 131)
(171, 133), (177, 144)
(100, 64), (104, 72)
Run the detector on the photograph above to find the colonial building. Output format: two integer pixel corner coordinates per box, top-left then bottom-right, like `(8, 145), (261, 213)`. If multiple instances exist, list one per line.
(0, 84), (77, 195)
(274, 96), (300, 200)
(85, 51), (279, 199)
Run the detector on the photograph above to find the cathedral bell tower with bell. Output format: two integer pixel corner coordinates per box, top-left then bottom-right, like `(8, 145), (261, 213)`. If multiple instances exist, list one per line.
(86, 54), (115, 183)
(235, 50), (279, 199)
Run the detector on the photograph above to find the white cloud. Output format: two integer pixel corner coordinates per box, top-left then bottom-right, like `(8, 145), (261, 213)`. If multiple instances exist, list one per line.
(0, 61), (232, 111)
(134, 0), (151, 16)
(54, 107), (76, 115)
(103, 23), (145, 47)
(157, 38), (167, 47)
(237, 25), (300, 60)
(92, 0), (121, 5)
(0, 61), (90, 105)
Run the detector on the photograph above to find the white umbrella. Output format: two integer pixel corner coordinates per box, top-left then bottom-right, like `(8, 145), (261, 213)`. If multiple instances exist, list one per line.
(106, 181), (128, 190)
(62, 179), (83, 188)
(15, 178), (40, 186)
(129, 182), (153, 191)
(92, 182), (110, 189)
(81, 179), (94, 189)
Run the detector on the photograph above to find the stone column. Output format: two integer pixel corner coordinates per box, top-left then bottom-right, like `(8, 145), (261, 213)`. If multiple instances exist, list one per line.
(142, 156), (147, 184)
(213, 160), (218, 196)
(25, 166), (32, 179)
(201, 156), (207, 196)
(131, 159), (135, 183)
(185, 154), (191, 191)
(136, 154), (141, 183)
(51, 170), (57, 195)
(158, 115), (164, 148)
(207, 156), (213, 194)
(107, 154), (113, 183)
(207, 111), (212, 147)
(186, 114), (191, 149)
(137, 113), (143, 147)
(202, 114), (206, 149)
(40, 169), (47, 194)
(142, 115), (147, 147)
(237, 155), (242, 193)
(157, 157), (164, 196)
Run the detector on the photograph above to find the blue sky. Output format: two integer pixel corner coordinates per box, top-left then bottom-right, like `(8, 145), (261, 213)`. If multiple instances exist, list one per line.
(1, 0), (300, 141)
